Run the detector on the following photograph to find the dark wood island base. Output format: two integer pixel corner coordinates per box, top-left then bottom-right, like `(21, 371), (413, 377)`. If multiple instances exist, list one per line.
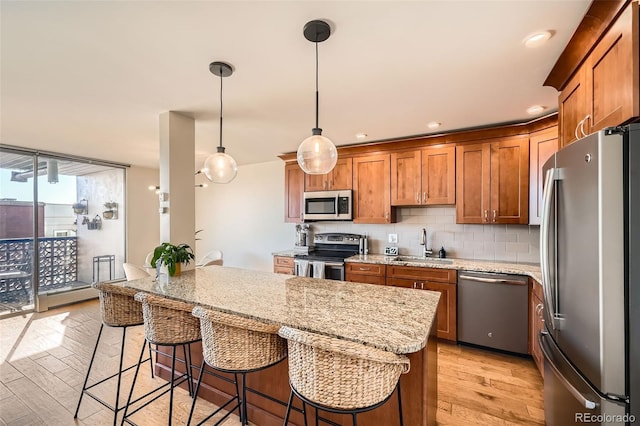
(156, 328), (437, 426)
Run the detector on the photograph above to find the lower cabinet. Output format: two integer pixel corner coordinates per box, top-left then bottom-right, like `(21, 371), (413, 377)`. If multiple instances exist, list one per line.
(529, 278), (544, 376)
(387, 266), (457, 342)
(345, 262), (386, 285)
(273, 256), (294, 275)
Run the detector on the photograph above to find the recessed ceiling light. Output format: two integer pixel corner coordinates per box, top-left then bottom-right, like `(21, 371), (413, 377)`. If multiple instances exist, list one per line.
(524, 31), (552, 48)
(355, 133), (368, 139)
(427, 122), (441, 130)
(526, 105), (546, 115)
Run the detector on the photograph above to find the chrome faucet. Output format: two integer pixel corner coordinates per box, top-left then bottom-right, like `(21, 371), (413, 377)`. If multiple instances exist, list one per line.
(420, 228), (433, 258)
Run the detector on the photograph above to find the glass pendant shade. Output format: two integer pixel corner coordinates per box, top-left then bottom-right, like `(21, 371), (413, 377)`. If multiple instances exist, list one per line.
(297, 132), (338, 175)
(202, 149), (237, 183)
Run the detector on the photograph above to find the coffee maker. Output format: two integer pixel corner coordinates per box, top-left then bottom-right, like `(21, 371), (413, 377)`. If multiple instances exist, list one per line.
(295, 223), (311, 247)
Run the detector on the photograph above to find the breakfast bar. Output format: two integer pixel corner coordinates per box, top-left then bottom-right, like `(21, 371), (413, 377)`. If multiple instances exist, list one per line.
(123, 265), (439, 425)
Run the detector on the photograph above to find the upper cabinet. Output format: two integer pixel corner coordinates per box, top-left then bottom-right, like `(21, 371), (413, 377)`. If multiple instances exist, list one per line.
(456, 137), (529, 224)
(552, 1), (639, 147)
(304, 158), (353, 191)
(284, 162), (304, 223)
(391, 146), (455, 206)
(353, 154), (394, 224)
(529, 126), (559, 225)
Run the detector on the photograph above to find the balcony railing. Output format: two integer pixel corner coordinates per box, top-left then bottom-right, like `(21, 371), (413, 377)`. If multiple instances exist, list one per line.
(0, 236), (78, 304)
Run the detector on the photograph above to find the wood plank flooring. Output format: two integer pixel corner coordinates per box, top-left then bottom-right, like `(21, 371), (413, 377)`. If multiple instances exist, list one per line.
(0, 300), (544, 425)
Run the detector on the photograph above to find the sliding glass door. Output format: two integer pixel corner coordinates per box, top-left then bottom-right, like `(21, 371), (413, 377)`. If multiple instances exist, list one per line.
(0, 147), (126, 317)
(0, 151), (36, 314)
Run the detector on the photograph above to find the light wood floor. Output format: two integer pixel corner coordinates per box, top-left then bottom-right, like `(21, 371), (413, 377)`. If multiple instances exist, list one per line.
(0, 300), (544, 425)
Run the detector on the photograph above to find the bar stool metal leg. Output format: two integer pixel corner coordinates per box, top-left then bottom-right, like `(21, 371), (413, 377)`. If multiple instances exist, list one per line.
(74, 323), (104, 418)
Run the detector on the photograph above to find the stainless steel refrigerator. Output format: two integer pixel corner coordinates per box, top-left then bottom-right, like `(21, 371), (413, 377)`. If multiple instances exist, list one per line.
(540, 124), (638, 425)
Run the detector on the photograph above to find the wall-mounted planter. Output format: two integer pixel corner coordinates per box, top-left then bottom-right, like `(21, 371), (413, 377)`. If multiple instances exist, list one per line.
(102, 202), (118, 220)
(87, 215), (102, 230)
(72, 199), (88, 215)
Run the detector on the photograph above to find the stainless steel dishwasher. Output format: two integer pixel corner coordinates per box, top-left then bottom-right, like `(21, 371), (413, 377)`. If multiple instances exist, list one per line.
(457, 270), (529, 354)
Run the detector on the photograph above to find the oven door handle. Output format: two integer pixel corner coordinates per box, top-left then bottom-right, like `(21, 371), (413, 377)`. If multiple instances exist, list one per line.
(323, 262), (344, 267)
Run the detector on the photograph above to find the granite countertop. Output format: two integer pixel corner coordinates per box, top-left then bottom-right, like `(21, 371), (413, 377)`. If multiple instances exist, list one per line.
(122, 265), (440, 354)
(272, 249), (297, 257)
(346, 254), (542, 284)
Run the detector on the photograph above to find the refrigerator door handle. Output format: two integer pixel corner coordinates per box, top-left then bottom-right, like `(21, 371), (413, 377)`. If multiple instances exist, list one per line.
(539, 332), (598, 410)
(541, 167), (560, 329)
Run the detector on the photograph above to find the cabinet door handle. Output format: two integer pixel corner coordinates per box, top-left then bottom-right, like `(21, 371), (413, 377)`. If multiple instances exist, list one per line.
(575, 119), (582, 141)
(493, 210), (497, 222)
(413, 282), (417, 289)
(416, 192), (420, 204)
(420, 282), (424, 290)
(536, 303), (544, 318)
(385, 211), (389, 220)
(359, 267), (371, 271)
(580, 114), (590, 137)
(484, 210), (488, 222)
(423, 192), (427, 203)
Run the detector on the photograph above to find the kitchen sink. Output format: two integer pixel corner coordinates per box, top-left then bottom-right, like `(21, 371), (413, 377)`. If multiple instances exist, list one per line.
(392, 256), (454, 264)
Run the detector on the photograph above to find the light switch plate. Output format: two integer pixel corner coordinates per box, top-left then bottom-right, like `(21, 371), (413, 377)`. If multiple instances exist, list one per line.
(384, 246), (399, 255)
(388, 233), (398, 243)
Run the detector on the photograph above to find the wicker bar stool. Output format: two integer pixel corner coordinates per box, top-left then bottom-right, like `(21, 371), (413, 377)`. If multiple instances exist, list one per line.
(74, 282), (154, 426)
(187, 305), (288, 426)
(121, 292), (201, 426)
(279, 326), (410, 426)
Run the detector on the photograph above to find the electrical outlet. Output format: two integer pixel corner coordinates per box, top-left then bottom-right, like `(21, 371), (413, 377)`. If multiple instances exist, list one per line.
(388, 233), (398, 243)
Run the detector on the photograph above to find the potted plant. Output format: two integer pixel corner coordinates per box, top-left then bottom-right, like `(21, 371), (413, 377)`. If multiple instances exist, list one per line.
(150, 242), (195, 276)
(72, 200), (87, 215)
(103, 201), (117, 219)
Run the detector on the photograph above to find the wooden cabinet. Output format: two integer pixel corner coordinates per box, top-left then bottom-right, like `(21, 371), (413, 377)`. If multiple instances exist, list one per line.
(529, 278), (544, 377)
(529, 126), (559, 225)
(273, 256), (294, 275)
(585, 2), (638, 133)
(353, 154), (394, 224)
(557, 2), (639, 147)
(345, 262), (386, 285)
(284, 163), (304, 223)
(559, 68), (588, 147)
(456, 137), (529, 224)
(387, 265), (457, 341)
(304, 158), (353, 191)
(391, 146), (455, 206)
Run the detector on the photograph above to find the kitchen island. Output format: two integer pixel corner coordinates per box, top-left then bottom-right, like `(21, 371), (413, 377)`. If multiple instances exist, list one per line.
(123, 265), (439, 425)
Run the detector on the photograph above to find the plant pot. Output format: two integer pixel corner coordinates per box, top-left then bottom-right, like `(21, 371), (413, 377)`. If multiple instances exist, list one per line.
(170, 262), (181, 276)
(103, 210), (114, 219)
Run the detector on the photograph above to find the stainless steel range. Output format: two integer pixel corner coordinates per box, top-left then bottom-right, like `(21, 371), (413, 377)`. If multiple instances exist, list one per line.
(293, 233), (362, 280)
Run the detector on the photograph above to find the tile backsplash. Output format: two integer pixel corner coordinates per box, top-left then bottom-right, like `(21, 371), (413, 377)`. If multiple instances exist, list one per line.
(306, 206), (540, 264)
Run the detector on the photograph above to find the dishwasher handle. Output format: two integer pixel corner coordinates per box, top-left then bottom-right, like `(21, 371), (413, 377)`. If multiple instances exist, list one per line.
(458, 274), (527, 286)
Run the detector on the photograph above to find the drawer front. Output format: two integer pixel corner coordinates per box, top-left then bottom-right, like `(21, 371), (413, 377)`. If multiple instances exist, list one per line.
(346, 273), (386, 286)
(388, 265), (456, 283)
(274, 256), (294, 267)
(274, 265), (294, 275)
(346, 263), (386, 276)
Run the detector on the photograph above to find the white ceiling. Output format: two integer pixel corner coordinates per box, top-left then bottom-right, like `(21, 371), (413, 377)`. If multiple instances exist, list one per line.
(1, 1), (590, 172)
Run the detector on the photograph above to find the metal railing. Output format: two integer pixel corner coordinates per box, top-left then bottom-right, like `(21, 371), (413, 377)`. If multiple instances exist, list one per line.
(0, 237), (78, 300)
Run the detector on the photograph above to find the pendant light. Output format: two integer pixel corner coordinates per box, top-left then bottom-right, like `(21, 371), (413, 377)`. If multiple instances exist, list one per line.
(297, 20), (338, 175)
(202, 61), (237, 184)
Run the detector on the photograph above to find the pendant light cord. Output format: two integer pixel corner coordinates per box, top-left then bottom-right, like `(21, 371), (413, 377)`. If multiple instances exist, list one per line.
(219, 66), (224, 149)
(315, 41), (319, 130)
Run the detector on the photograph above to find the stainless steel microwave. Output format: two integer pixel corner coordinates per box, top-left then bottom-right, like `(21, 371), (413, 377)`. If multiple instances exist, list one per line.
(302, 190), (352, 221)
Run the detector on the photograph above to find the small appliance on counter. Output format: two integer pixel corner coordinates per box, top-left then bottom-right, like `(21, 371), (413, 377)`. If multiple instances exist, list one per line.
(295, 223), (311, 247)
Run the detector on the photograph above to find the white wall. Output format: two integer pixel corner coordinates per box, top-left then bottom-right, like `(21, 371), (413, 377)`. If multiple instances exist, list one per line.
(196, 160), (294, 272)
(76, 169), (126, 282)
(196, 160), (540, 267)
(126, 166), (160, 266)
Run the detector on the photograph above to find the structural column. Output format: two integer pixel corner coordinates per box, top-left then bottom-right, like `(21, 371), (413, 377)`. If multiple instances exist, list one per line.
(158, 111), (196, 253)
